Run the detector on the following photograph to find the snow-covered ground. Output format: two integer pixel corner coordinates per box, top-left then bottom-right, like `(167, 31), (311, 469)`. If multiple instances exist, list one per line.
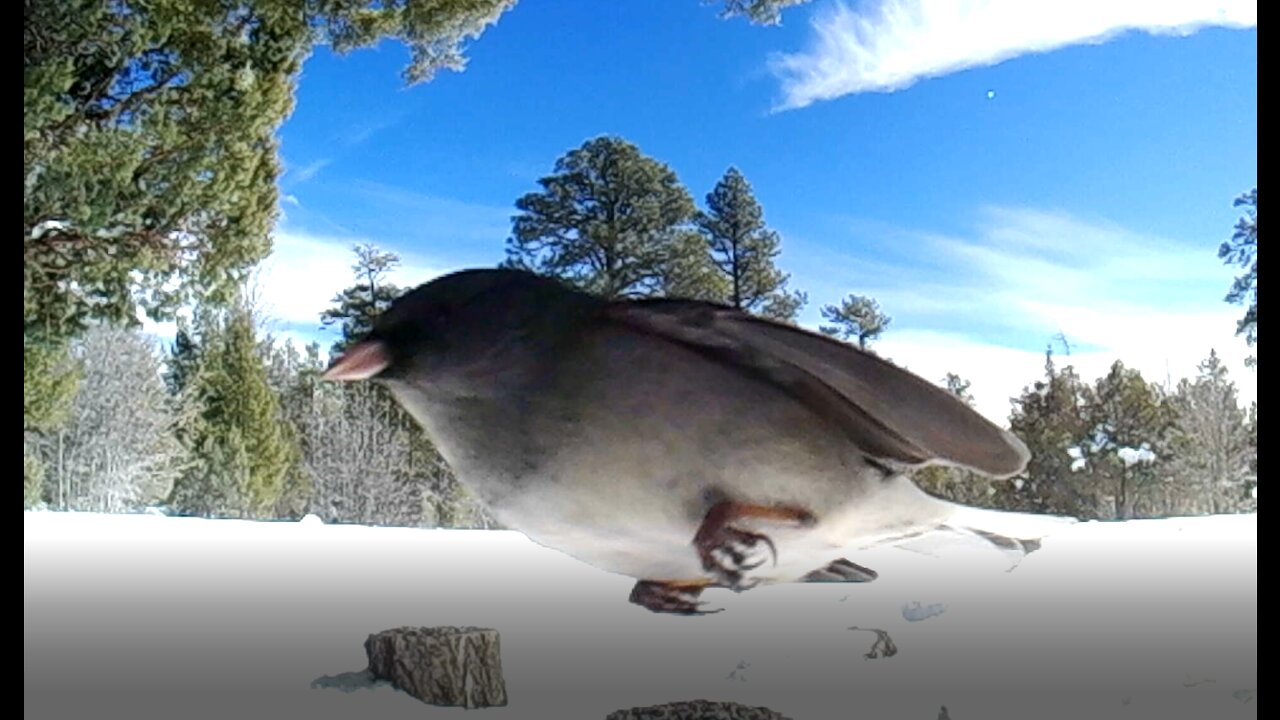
(25, 511), (1256, 719)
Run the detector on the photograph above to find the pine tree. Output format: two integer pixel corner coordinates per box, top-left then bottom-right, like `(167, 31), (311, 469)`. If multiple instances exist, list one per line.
(1008, 348), (1095, 516)
(169, 430), (252, 518)
(164, 319), (202, 395)
(263, 337), (316, 519)
(505, 136), (697, 298)
(320, 244), (403, 353)
(1083, 361), (1175, 519)
(1246, 401), (1257, 493)
(168, 300), (294, 518)
(212, 306), (293, 516)
(1168, 350), (1252, 513)
(661, 230), (731, 303)
(25, 0), (519, 345)
(24, 340), (81, 508)
(942, 373), (974, 406)
(819, 295), (891, 349)
(1218, 188), (1257, 350)
(719, 0), (811, 24)
(694, 167), (806, 321)
(24, 341), (80, 434)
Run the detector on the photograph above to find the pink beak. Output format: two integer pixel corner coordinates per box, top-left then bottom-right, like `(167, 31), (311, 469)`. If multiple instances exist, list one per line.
(322, 340), (391, 381)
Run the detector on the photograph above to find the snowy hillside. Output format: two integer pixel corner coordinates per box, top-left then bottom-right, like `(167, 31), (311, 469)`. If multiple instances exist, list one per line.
(24, 511), (1256, 720)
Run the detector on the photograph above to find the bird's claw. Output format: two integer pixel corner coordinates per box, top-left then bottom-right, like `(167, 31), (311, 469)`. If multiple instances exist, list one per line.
(698, 525), (777, 591)
(629, 580), (723, 616)
(690, 500), (816, 593)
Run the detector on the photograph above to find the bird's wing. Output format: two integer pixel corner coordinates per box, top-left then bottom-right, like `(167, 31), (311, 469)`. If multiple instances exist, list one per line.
(600, 299), (1029, 478)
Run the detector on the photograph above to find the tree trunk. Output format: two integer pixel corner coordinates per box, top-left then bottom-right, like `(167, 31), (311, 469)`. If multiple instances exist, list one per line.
(365, 626), (507, 708)
(1116, 471), (1128, 520)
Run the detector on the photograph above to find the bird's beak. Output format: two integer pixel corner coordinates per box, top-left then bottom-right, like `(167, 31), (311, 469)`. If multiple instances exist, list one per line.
(322, 340), (391, 381)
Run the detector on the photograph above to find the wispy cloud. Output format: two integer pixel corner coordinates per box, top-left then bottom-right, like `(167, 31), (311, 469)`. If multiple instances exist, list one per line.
(790, 206), (1255, 423)
(288, 158), (332, 184)
(770, 0), (1257, 109)
(343, 115), (404, 147)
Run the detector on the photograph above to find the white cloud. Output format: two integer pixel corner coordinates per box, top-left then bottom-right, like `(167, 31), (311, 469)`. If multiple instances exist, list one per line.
(287, 158), (331, 184)
(770, 0), (1256, 109)
(133, 231), (448, 349)
(344, 116), (403, 147)
(252, 230), (448, 330)
(792, 206), (1256, 425)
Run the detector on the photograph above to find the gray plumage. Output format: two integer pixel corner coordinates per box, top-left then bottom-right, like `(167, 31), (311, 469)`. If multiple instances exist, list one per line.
(324, 269), (1064, 612)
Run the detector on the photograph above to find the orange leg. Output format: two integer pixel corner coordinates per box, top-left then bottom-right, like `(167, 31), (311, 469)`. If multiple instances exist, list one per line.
(629, 579), (721, 615)
(693, 501), (817, 592)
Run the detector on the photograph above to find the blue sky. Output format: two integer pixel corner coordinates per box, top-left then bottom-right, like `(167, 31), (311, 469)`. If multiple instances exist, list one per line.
(250, 0), (1257, 422)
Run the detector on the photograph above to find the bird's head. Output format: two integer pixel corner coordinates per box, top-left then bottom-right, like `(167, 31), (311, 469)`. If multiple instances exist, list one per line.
(321, 268), (592, 392)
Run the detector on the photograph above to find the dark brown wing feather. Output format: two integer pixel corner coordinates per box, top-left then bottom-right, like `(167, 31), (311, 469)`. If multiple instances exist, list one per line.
(601, 299), (1030, 478)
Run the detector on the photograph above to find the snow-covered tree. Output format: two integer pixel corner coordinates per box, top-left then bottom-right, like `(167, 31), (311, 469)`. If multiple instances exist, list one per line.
(1008, 349), (1095, 516)
(1167, 351), (1254, 513)
(1076, 361), (1175, 519)
(42, 326), (186, 512)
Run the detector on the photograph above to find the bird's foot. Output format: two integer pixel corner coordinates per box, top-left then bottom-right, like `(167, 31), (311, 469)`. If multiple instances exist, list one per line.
(629, 580), (722, 616)
(693, 501), (817, 592)
(698, 526), (775, 591)
(801, 557), (879, 583)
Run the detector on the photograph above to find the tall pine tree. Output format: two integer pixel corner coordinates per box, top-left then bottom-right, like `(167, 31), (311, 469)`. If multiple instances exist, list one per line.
(1008, 348), (1094, 516)
(1168, 350), (1253, 512)
(1083, 361), (1175, 519)
(695, 167), (806, 321)
(168, 300), (294, 518)
(1219, 188), (1257, 351)
(320, 244), (403, 353)
(505, 136), (697, 298)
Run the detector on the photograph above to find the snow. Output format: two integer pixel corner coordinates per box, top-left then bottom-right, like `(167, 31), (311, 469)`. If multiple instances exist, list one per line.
(27, 218), (70, 240)
(1068, 445), (1089, 472)
(24, 511), (1256, 720)
(1117, 446), (1158, 467)
(901, 601), (948, 623)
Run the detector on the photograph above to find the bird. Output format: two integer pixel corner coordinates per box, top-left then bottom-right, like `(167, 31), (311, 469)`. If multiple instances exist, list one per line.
(323, 268), (1068, 615)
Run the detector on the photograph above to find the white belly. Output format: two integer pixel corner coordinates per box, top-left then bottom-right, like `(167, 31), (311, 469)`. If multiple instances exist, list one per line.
(404, 325), (957, 584)
(487, 468), (952, 584)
